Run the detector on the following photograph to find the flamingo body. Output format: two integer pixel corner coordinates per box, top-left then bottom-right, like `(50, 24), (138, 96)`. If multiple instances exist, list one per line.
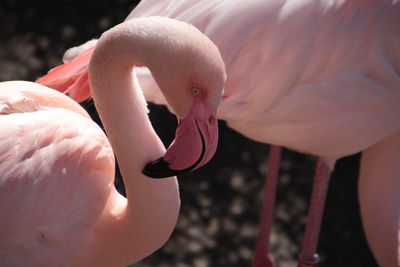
(129, 0), (400, 159)
(0, 81), (115, 266)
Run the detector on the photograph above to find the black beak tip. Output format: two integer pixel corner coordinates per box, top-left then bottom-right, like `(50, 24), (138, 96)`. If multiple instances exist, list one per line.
(142, 157), (181, 179)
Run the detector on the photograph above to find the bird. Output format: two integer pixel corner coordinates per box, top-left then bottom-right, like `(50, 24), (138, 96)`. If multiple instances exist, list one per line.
(0, 16), (226, 267)
(36, 0), (400, 266)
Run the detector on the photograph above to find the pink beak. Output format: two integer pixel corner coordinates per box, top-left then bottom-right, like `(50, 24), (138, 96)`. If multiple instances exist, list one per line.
(143, 98), (218, 178)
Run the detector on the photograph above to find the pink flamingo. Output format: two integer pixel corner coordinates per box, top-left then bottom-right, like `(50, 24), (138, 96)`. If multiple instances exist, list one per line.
(1, 16), (226, 266)
(37, 0), (400, 266)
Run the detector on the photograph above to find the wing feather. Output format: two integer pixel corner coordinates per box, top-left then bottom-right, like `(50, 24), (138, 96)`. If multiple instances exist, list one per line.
(0, 82), (115, 267)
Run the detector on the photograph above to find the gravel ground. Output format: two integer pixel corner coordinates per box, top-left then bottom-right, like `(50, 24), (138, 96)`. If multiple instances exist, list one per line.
(0, 1), (378, 266)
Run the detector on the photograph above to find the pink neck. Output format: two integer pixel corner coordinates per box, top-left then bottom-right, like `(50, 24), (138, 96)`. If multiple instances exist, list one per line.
(84, 19), (180, 266)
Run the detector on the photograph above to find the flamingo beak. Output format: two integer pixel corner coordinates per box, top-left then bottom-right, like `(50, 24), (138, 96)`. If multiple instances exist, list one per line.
(143, 98), (218, 178)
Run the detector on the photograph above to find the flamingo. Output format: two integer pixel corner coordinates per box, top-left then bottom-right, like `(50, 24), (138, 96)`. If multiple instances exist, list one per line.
(0, 16), (226, 267)
(36, 0), (400, 266)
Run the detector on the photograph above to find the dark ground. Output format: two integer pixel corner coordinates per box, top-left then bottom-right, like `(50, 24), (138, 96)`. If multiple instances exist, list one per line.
(0, 1), (378, 266)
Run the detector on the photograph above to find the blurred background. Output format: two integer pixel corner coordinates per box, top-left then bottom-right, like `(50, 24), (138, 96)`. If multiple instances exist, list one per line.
(0, 1), (378, 266)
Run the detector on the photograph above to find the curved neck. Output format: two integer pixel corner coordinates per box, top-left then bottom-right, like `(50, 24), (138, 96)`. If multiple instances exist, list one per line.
(87, 20), (180, 266)
(89, 26), (164, 174)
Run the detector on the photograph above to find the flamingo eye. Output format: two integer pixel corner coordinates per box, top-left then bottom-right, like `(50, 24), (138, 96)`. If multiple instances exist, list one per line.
(191, 88), (201, 96)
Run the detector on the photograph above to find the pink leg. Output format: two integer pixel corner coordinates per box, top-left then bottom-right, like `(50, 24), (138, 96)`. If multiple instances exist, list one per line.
(253, 145), (282, 267)
(298, 157), (334, 267)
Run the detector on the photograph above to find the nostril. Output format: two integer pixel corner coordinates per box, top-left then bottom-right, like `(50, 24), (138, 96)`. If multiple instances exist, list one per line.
(208, 116), (215, 124)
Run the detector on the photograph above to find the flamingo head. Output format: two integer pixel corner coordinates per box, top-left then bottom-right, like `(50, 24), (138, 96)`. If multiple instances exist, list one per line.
(142, 18), (226, 178)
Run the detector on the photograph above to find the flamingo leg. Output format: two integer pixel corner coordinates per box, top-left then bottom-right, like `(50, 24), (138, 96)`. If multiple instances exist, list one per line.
(298, 157), (334, 267)
(253, 145), (282, 267)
